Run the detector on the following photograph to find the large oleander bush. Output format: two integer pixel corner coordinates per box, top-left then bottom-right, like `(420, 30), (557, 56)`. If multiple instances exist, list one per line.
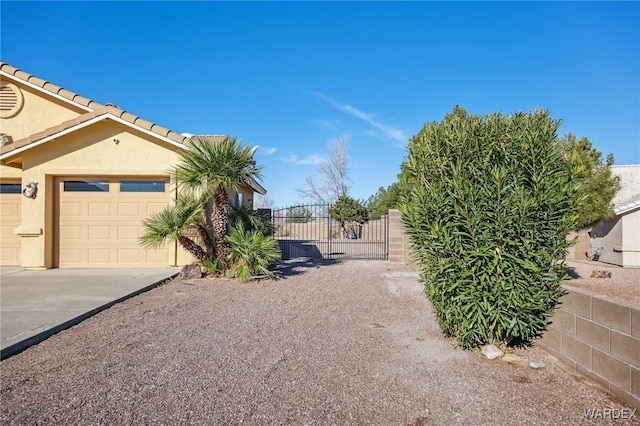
(400, 106), (579, 349)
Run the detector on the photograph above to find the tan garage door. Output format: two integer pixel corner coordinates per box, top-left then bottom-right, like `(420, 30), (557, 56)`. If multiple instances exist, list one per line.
(56, 177), (171, 267)
(0, 181), (22, 265)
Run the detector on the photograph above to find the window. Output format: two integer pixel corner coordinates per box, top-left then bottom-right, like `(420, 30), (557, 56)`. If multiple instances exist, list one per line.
(63, 180), (109, 192)
(235, 192), (244, 207)
(119, 180), (165, 192)
(0, 183), (21, 194)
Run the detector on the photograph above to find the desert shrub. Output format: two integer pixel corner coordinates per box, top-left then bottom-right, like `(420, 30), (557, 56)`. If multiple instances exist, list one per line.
(400, 106), (578, 349)
(286, 206), (312, 223)
(330, 195), (369, 238)
(227, 223), (281, 282)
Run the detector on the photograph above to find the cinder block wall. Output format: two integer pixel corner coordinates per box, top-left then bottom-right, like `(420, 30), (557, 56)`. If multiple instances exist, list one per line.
(387, 209), (413, 264)
(538, 286), (640, 409)
(387, 209), (639, 408)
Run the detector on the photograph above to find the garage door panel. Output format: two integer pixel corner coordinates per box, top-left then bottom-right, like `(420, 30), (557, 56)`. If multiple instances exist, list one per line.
(117, 203), (140, 216)
(0, 183), (21, 265)
(1, 203), (17, 216)
(57, 178), (170, 267)
(88, 248), (111, 264)
(59, 202), (82, 217)
(59, 249), (82, 264)
(88, 225), (111, 240)
(88, 202), (112, 217)
(117, 249), (141, 263)
(59, 225), (82, 240)
(117, 225), (141, 240)
(146, 202), (167, 215)
(1, 224), (15, 239)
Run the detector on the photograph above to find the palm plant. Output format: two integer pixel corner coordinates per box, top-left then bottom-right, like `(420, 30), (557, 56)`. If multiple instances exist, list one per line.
(230, 204), (276, 236)
(175, 136), (263, 270)
(227, 223), (281, 282)
(140, 194), (210, 262)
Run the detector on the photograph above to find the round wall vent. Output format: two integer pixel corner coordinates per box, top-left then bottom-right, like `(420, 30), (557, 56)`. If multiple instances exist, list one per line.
(0, 82), (24, 118)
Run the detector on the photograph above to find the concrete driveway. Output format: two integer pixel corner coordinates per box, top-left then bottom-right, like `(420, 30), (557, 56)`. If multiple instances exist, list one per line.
(0, 267), (177, 359)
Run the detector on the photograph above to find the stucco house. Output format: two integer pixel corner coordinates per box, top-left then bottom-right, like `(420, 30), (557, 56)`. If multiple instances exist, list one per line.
(585, 165), (640, 268)
(0, 61), (265, 269)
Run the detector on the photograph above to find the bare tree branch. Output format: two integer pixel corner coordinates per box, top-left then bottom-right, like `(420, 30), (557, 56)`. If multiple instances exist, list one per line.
(297, 133), (351, 204)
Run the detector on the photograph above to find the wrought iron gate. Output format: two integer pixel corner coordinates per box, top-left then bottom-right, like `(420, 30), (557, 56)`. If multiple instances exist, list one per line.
(270, 203), (388, 260)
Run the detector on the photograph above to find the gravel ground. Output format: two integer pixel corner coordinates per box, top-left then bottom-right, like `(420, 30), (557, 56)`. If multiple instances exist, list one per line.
(1, 260), (638, 425)
(564, 260), (640, 304)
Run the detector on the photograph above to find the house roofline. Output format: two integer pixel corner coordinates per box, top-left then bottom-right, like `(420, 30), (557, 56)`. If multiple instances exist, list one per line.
(0, 109), (192, 161)
(0, 62), (99, 112)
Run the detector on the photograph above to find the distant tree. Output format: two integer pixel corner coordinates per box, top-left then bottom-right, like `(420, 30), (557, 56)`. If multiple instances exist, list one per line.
(297, 133), (350, 204)
(286, 206), (312, 223)
(558, 133), (620, 230)
(366, 182), (404, 219)
(330, 195), (369, 238)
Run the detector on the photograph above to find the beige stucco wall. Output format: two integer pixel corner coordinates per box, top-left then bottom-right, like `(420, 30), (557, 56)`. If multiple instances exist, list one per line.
(15, 120), (185, 268)
(621, 209), (640, 267)
(590, 217), (623, 266)
(0, 79), (86, 143)
(0, 164), (21, 179)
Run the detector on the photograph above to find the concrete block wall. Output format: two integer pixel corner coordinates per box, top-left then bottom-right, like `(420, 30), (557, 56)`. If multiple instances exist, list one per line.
(387, 209), (413, 264)
(386, 209), (639, 408)
(538, 285), (640, 409)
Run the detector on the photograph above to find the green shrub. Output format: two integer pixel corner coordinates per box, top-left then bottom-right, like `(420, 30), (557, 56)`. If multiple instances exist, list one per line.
(330, 195), (369, 238)
(286, 206), (312, 223)
(400, 106), (578, 349)
(227, 224), (281, 282)
(231, 205), (276, 236)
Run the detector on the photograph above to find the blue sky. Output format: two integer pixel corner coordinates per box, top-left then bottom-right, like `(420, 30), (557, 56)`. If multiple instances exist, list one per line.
(2, 1), (638, 207)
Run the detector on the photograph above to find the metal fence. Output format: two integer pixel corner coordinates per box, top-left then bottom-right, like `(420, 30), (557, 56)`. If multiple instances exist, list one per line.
(269, 204), (388, 260)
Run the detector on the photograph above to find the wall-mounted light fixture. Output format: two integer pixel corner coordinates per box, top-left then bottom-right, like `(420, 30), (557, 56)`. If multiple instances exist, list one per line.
(22, 182), (38, 199)
(0, 133), (10, 146)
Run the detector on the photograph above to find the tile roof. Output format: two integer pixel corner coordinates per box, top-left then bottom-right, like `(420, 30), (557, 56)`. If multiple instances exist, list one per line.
(611, 165), (640, 215)
(0, 60), (266, 195)
(0, 61), (102, 111)
(0, 61), (196, 150)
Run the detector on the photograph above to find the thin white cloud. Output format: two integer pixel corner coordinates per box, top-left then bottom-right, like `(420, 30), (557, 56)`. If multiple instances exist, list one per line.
(257, 146), (277, 156)
(308, 91), (408, 145)
(282, 154), (326, 165)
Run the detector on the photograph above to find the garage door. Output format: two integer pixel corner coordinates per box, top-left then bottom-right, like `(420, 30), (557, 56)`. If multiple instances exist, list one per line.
(56, 177), (171, 267)
(0, 181), (21, 265)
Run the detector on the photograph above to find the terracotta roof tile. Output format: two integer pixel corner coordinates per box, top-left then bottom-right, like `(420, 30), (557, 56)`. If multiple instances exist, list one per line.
(121, 111), (139, 123)
(14, 70), (31, 81)
(133, 117), (154, 131)
(0, 63), (18, 75)
(167, 131), (189, 144)
(27, 76), (47, 87)
(43, 82), (62, 94)
(71, 95), (92, 107)
(59, 116), (82, 128)
(150, 124), (171, 138)
(58, 88), (76, 99)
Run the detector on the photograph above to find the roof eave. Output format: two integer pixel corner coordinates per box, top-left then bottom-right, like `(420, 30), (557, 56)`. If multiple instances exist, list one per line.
(0, 112), (189, 161)
(613, 200), (640, 216)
